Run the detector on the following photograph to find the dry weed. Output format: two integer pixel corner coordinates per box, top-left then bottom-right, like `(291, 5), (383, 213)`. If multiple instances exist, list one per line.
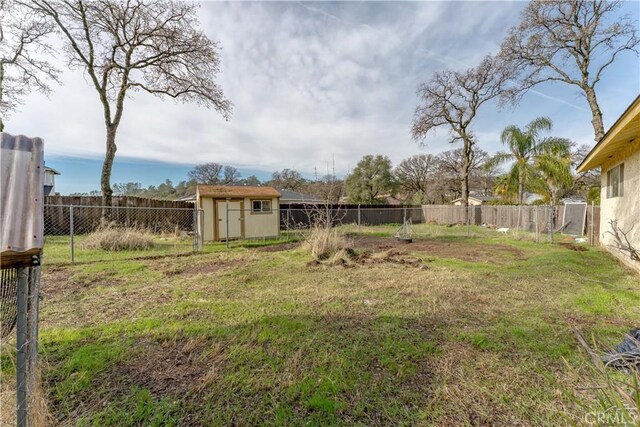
(303, 227), (352, 261)
(81, 223), (155, 251)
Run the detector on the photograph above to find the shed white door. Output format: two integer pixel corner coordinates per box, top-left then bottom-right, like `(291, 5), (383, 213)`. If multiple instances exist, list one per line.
(217, 200), (242, 240)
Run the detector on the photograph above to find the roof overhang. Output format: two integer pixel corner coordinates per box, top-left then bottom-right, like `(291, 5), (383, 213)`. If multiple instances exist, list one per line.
(45, 166), (61, 175)
(577, 95), (640, 173)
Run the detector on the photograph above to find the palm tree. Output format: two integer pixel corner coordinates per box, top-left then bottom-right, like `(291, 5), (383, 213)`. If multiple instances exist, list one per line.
(534, 140), (574, 206)
(491, 117), (568, 205)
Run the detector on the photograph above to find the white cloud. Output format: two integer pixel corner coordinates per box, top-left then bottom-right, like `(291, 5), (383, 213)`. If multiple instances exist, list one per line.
(6, 1), (638, 180)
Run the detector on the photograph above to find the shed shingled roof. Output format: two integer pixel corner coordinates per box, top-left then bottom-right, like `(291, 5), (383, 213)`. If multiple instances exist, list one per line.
(197, 185), (281, 198)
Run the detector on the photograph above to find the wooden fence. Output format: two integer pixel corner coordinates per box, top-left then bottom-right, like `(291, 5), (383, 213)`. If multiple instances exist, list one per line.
(44, 196), (196, 235)
(44, 195), (195, 209)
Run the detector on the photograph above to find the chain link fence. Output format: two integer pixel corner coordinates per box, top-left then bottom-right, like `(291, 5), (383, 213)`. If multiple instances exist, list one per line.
(44, 205), (200, 264)
(215, 204), (601, 248)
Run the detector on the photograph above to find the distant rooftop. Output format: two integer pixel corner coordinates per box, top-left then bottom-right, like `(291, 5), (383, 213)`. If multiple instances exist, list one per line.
(279, 189), (323, 202)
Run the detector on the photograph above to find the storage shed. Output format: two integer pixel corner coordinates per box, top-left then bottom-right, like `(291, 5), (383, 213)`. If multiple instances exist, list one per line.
(196, 185), (281, 241)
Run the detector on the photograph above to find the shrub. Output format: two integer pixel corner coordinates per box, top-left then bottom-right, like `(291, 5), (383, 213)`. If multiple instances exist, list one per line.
(303, 226), (351, 261)
(82, 224), (155, 251)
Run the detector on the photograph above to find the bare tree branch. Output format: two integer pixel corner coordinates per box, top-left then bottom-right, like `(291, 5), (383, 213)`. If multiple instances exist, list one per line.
(26, 0), (232, 207)
(411, 54), (512, 221)
(500, 0), (639, 142)
(0, 0), (60, 131)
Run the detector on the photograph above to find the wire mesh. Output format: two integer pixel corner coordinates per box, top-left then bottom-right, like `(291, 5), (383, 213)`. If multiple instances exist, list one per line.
(0, 268), (18, 338)
(211, 204), (601, 248)
(44, 205), (199, 264)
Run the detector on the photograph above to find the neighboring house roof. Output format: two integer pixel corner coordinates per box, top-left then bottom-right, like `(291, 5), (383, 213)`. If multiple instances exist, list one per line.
(45, 166), (60, 175)
(577, 95), (640, 172)
(383, 195), (403, 205)
(279, 189), (323, 203)
(451, 195), (496, 203)
(197, 185), (281, 198)
(175, 194), (196, 202)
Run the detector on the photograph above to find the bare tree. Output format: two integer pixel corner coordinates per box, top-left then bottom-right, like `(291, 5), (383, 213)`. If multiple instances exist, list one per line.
(412, 55), (512, 221)
(305, 175), (344, 203)
(500, 0), (639, 142)
(394, 154), (436, 204)
(431, 148), (490, 203)
(0, 0), (59, 131)
(221, 165), (240, 185)
(188, 162), (224, 185)
(27, 0), (232, 206)
(269, 169), (306, 191)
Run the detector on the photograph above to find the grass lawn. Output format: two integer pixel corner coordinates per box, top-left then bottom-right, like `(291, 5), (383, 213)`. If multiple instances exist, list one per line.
(1, 224), (639, 425)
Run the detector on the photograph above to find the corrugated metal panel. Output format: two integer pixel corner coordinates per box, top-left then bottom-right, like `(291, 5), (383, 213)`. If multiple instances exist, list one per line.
(1, 133), (44, 256)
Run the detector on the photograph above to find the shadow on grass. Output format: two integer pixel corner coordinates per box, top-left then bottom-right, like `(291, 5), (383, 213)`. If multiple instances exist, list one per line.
(42, 314), (439, 426)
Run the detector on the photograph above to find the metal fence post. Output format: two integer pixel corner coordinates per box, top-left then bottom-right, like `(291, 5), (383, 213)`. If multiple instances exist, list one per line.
(69, 204), (75, 264)
(16, 267), (28, 427)
(225, 200), (230, 250)
(286, 208), (291, 241)
(357, 204), (361, 229)
(192, 208), (198, 252)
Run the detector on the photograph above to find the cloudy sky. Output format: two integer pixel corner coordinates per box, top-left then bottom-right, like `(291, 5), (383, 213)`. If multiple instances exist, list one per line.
(7, 1), (640, 194)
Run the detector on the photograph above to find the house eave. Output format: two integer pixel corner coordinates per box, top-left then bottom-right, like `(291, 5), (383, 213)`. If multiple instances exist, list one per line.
(577, 95), (640, 173)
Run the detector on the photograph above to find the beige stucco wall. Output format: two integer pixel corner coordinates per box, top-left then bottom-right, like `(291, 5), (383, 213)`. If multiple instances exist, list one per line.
(599, 148), (640, 272)
(242, 197), (280, 238)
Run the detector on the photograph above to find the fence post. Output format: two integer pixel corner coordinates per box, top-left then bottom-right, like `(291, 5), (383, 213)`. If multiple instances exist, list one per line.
(70, 204), (75, 264)
(16, 267), (28, 427)
(534, 206), (539, 243)
(357, 204), (361, 229)
(198, 209), (202, 251)
(225, 200), (230, 250)
(192, 208), (197, 252)
(548, 205), (554, 243)
(590, 201), (595, 246)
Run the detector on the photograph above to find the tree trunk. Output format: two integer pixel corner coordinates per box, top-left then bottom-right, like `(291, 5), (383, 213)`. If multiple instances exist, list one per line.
(584, 86), (605, 142)
(460, 136), (473, 225)
(518, 165), (524, 205)
(101, 125), (118, 208)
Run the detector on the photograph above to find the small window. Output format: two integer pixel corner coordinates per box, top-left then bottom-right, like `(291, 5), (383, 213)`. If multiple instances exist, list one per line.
(606, 163), (624, 198)
(252, 200), (272, 213)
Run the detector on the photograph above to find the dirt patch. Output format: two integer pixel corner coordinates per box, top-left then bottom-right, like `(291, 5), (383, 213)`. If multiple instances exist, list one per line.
(160, 258), (247, 276)
(41, 266), (123, 299)
(348, 234), (526, 263)
(557, 242), (588, 252)
(112, 338), (225, 397)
